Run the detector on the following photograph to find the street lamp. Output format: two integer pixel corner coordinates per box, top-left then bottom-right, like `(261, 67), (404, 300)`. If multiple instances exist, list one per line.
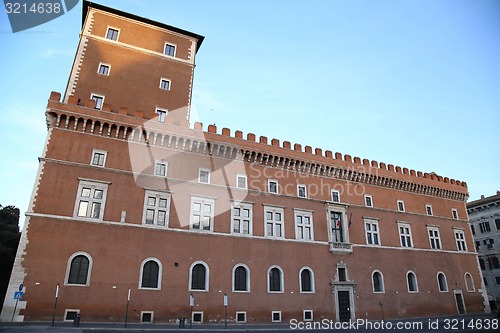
(51, 283), (59, 327)
(124, 288), (130, 328)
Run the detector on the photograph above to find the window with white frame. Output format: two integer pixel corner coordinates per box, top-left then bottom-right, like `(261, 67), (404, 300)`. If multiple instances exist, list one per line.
(154, 161), (167, 177)
(189, 261), (209, 291)
(465, 272), (475, 292)
(65, 252), (92, 286)
(372, 270), (384, 293)
(74, 180), (108, 220)
(454, 229), (467, 251)
(437, 272), (448, 292)
(97, 63), (110, 76)
(91, 149), (107, 167)
(236, 312), (246, 323)
(231, 202), (252, 235)
(398, 222), (413, 248)
(268, 179), (278, 194)
(236, 175), (247, 189)
(365, 195), (373, 207)
(428, 227), (441, 250)
(159, 78), (171, 90)
(156, 108), (167, 123)
(329, 209), (347, 243)
(198, 168), (210, 184)
(91, 93), (104, 110)
(331, 190), (340, 203)
(295, 210), (313, 240)
(139, 258), (162, 289)
(141, 311), (153, 323)
(297, 184), (307, 198)
(426, 204), (433, 216)
(271, 311), (282, 322)
(192, 312), (203, 323)
(452, 209), (458, 220)
(407, 271), (419, 292)
(397, 200), (405, 212)
(264, 206), (284, 238)
(303, 310), (313, 321)
(268, 266), (284, 293)
(232, 264), (250, 292)
(164, 43), (176, 57)
(105, 27), (119, 41)
(364, 219), (380, 245)
(142, 190), (170, 227)
(299, 267), (314, 293)
(190, 197), (214, 231)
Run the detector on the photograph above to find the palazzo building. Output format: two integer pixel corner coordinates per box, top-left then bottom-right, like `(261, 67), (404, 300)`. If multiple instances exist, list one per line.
(467, 192), (500, 311)
(1, 1), (489, 324)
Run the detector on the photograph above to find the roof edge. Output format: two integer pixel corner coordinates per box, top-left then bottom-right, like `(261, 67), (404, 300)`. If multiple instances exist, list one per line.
(82, 0), (204, 51)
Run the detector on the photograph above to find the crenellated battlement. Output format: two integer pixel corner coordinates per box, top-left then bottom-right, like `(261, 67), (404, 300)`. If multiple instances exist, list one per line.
(47, 91), (468, 198)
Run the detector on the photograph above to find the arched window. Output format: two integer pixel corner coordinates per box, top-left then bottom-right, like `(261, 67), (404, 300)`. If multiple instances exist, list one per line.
(464, 272), (475, 292)
(299, 267), (314, 293)
(190, 261), (209, 291)
(233, 265), (249, 292)
(66, 252), (92, 286)
(268, 266), (283, 292)
(140, 259), (161, 289)
(437, 272), (448, 292)
(372, 271), (384, 293)
(407, 271), (418, 292)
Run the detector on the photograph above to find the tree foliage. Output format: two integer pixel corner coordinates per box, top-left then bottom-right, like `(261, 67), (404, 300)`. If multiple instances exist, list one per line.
(0, 205), (21, 312)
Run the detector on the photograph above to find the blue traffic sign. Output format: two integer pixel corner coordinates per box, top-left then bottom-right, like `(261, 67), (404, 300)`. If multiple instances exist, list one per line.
(14, 292), (23, 300)
(18, 284), (23, 291)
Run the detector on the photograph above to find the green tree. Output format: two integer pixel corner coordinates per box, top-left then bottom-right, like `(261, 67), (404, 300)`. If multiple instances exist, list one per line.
(0, 205), (21, 312)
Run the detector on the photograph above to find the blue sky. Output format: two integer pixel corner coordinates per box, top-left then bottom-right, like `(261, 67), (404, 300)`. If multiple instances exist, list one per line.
(1, 0), (499, 225)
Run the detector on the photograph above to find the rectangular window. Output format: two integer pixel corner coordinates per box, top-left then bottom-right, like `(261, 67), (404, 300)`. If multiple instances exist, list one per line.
(365, 195), (373, 207)
(97, 63), (110, 76)
(154, 161), (167, 177)
(156, 108), (167, 123)
(303, 310), (313, 321)
(192, 312), (203, 323)
(236, 175), (247, 189)
(490, 256), (500, 269)
(331, 190), (340, 203)
(428, 227), (441, 250)
(268, 179), (278, 194)
(495, 277), (500, 286)
(364, 219), (380, 245)
(495, 219), (500, 230)
(105, 27), (119, 41)
(142, 190), (170, 227)
(454, 229), (467, 251)
(398, 223), (413, 248)
(426, 204), (433, 216)
(475, 241), (480, 251)
(236, 312), (246, 323)
(295, 210), (313, 241)
(164, 43), (176, 57)
(397, 200), (405, 212)
(271, 311), (281, 323)
(198, 168), (210, 184)
(141, 311), (153, 323)
(471, 225), (475, 235)
(479, 221), (491, 233)
(91, 149), (107, 167)
(159, 78), (171, 90)
(264, 206), (284, 239)
(91, 94), (104, 110)
(452, 209), (458, 220)
(329, 210), (346, 243)
(484, 238), (494, 249)
(190, 197), (214, 231)
(231, 202), (252, 235)
(74, 180), (108, 220)
(297, 185), (307, 198)
(64, 309), (80, 322)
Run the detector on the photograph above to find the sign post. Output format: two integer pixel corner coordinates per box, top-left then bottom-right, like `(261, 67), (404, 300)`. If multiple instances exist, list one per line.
(223, 293), (228, 329)
(124, 288), (130, 328)
(189, 293), (194, 329)
(11, 287), (23, 323)
(51, 283), (59, 327)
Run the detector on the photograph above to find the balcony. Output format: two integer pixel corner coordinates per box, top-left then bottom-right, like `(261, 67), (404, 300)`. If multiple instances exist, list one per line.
(329, 241), (353, 254)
